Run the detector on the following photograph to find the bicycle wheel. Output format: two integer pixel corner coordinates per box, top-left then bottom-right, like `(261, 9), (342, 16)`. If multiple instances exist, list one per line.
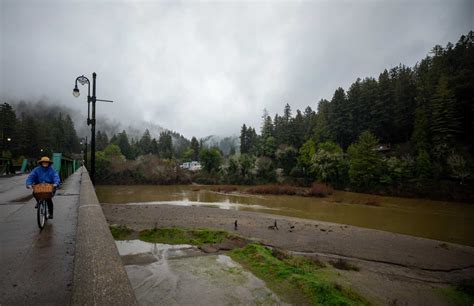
(37, 200), (47, 229)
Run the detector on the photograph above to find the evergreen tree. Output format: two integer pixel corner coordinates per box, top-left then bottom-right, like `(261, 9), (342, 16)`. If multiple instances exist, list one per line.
(391, 65), (417, 142)
(240, 124), (249, 154)
(139, 129), (152, 154)
(374, 70), (395, 141)
(0, 103), (17, 156)
(158, 131), (173, 159)
(116, 130), (133, 160)
(347, 131), (383, 189)
(96, 131), (109, 151)
(200, 147), (221, 173)
(150, 138), (159, 155)
(416, 149), (432, 179)
(291, 109), (305, 148)
(63, 114), (80, 154)
(328, 88), (351, 148)
(313, 99), (331, 143)
(190, 136), (200, 160)
(273, 114), (284, 146)
(430, 76), (461, 159)
(283, 103), (292, 121)
(280, 104), (293, 145)
(261, 114), (274, 140)
(275, 145), (298, 176)
(303, 106), (316, 141)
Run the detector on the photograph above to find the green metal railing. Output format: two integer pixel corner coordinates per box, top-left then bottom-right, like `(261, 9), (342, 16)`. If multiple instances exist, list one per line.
(52, 153), (80, 181)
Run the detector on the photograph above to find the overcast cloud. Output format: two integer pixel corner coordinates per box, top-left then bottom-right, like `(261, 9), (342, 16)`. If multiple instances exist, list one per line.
(1, 0), (472, 138)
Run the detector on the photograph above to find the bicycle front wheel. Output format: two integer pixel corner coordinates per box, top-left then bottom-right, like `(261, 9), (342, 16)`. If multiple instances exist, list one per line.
(37, 200), (47, 229)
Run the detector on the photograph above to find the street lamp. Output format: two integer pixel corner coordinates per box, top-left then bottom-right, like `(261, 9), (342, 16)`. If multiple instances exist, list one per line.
(72, 72), (113, 185)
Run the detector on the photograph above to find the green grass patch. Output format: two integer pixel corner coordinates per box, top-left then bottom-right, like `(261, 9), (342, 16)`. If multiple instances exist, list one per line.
(230, 243), (368, 306)
(438, 282), (474, 306)
(138, 227), (228, 245)
(109, 224), (133, 240)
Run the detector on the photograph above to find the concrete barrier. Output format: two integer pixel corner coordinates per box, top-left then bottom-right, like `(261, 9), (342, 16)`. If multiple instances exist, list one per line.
(72, 167), (137, 305)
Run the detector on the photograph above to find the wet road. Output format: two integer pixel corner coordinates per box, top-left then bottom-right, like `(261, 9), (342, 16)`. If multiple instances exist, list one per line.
(0, 171), (81, 305)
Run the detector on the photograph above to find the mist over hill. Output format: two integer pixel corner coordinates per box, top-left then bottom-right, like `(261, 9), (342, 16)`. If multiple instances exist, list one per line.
(9, 100), (237, 154)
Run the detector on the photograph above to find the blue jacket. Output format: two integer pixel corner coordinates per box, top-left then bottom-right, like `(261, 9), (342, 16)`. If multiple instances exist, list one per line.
(26, 166), (61, 186)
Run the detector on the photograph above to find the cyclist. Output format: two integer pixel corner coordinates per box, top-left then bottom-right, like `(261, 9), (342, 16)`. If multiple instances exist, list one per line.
(26, 156), (61, 218)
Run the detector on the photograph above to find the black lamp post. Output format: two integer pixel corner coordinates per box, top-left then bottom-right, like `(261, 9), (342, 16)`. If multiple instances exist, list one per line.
(73, 73), (112, 185)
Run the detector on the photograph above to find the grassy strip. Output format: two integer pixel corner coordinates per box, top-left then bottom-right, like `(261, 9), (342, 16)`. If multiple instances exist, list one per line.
(438, 283), (474, 306)
(110, 224), (133, 240)
(138, 227), (228, 245)
(111, 226), (368, 305)
(230, 244), (368, 306)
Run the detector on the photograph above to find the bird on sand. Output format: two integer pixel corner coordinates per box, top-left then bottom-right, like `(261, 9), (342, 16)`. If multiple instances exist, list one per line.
(268, 220), (279, 230)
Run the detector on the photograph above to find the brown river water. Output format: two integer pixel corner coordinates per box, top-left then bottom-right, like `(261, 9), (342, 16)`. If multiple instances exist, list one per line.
(96, 185), (474, 246)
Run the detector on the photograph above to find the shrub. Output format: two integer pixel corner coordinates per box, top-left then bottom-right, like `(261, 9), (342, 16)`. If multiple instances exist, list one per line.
(307, 183), (333, 197)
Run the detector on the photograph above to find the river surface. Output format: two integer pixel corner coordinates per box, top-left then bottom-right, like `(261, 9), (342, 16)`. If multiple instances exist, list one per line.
(116, 240), (285, 305)
(97, 185), (474, 246)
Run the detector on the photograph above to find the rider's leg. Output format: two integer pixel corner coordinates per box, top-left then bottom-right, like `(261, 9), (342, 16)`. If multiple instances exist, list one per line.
(47, 198), (54, 218)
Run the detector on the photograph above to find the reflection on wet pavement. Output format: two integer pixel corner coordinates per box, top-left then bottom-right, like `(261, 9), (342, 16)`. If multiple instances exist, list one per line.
(116, 240), (286, 305)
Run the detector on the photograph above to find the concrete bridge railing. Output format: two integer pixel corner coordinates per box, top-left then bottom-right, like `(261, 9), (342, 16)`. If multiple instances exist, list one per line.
(72, 167), (137, 305)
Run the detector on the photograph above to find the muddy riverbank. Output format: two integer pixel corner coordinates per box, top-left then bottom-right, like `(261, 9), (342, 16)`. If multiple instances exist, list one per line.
(103, 204), (474, 305)
(97, 185), (474, 246)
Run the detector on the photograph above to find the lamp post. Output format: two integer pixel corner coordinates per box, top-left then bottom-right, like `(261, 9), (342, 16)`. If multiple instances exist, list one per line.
(73, 73), (112, 185)
(73, 74), (95, 183)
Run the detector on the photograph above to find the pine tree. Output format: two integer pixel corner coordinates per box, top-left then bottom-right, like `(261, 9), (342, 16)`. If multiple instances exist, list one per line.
(190, 137), (200, 161)
(392, 65), (417, 142)
(314, 99), (330, 143)
(261, 114), (273, 140)
(291, 109), (305, 148)
(158, 131), (173, 159)
(373, 70), (394, 142)
(240, 124), (248, 154)
(328, 88), (351, 148)
(0, 103), (17, 156)
(139, 129), (152, 154)
(303, 106), (316, 141)
(116, 130), (133, 159)
(96, 131), (109, 151)
(430, 76), (461, 159)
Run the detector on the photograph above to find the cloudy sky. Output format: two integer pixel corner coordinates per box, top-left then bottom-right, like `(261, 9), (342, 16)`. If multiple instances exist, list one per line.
(1, 0), (472, 138)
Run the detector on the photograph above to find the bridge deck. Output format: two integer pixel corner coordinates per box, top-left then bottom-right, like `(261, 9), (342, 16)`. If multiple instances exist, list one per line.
(0, 170), (81, 304)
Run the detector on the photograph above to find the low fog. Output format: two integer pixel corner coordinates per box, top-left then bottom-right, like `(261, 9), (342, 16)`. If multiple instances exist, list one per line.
(1, 0), (472, 138)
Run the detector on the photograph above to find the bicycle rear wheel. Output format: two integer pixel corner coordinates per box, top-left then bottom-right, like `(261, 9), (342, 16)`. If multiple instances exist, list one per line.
(37, 200), (47, 229)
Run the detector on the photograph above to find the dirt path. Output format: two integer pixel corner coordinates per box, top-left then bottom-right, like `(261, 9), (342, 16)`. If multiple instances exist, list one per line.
(102, 203), (474, 305)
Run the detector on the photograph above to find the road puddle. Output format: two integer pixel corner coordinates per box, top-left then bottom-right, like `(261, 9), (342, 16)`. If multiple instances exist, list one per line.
(116, 240), (286, 305)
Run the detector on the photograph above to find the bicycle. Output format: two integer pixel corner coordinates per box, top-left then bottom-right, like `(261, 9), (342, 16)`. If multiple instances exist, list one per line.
(32, 183), (54, 230)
